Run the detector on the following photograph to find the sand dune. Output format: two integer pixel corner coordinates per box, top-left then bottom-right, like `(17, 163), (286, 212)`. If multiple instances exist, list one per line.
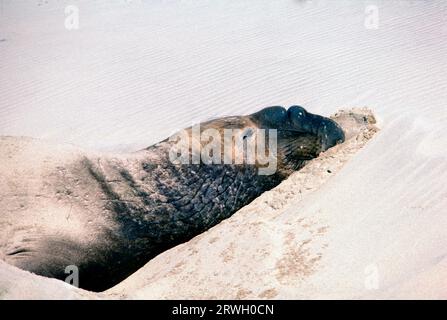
(1, 0), (446, 299)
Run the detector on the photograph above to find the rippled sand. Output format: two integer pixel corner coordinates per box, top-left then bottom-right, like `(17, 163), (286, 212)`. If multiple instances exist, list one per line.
(0, 0), (446, 299)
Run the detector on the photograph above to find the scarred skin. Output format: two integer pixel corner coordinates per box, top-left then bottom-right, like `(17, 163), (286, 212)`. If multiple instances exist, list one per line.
(0, 106), (344, 291)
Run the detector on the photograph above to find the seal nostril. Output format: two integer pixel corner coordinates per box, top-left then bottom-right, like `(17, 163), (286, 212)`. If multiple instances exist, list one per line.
(317, 118), (345, 151)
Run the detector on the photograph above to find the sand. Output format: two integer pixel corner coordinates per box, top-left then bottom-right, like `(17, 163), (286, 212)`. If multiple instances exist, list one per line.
(0, 0), (446, 299)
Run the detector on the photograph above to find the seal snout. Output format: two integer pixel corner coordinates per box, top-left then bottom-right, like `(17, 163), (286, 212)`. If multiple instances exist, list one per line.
(287, 105), (345, 151)
(251, 105), (345, 154)
(318, 118), (345, 151)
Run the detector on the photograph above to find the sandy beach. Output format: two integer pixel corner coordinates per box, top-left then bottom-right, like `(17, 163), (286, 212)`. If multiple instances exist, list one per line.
(0, 0), (446, 299)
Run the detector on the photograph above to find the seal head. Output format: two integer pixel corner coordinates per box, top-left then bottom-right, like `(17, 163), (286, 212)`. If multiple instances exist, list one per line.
(251, 105), (345, 160)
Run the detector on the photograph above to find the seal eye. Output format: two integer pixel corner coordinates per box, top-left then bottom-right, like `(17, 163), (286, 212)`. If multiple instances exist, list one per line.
(242, 128), (254, 140)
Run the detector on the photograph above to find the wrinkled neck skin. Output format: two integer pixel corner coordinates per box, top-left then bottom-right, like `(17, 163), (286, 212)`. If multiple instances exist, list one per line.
(73, 123), (313, 291)
(88, 138), (304, 252)
(69, 119), (313, 290)
(89, 136), (304, 244)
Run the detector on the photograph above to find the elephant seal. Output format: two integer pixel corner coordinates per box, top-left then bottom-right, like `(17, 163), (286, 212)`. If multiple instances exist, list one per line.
(0, 106), (344, 291)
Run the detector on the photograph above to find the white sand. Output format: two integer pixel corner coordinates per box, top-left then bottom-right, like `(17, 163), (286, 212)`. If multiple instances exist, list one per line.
(0, 0), (446, 299)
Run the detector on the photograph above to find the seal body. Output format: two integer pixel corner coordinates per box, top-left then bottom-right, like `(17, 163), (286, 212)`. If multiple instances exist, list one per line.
(0, 106), (344, 291)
